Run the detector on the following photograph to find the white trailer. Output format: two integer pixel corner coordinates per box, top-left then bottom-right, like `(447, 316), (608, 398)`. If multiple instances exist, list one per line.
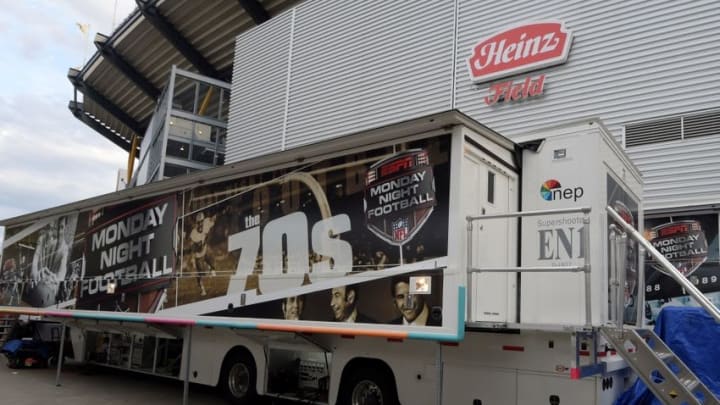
(1, 111), (716, 405)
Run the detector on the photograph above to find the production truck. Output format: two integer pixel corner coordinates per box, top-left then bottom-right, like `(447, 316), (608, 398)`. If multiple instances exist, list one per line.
(1, 111), (718, 405)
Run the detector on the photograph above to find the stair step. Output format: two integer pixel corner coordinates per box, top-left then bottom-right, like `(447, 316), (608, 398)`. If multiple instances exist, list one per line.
(683, 379), (699, 392)
(601, 326), (720, 405)
(655, 351), (674, 362)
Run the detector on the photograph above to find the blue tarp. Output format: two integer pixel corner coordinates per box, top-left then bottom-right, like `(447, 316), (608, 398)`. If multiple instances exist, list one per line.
(1, 338), (50, 359)
(1, 339), (24, 354)
(615, 306), (720, 404)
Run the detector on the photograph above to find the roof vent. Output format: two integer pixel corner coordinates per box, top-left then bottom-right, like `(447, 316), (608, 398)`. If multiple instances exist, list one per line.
(684, 110), (720, 139)
(625, 117), (681, 147)
(625, 110), (720, 147)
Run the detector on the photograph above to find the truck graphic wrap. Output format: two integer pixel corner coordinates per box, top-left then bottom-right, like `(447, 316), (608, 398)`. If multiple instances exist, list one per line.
(644, 213), (720, 323)
(0, 196), (178, 312)
(209, 269), (444, 326)
(646, 220), (708, 278)
(0, 135), (451, 327)
(80, 196), (177, 310)
(364, 149), (436, 246)
(174, 135), (451, 323)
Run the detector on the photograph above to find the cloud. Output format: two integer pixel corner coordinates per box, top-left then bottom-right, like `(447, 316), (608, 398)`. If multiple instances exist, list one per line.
(0, 94), (127, 219)
(0, 0), (136, 227)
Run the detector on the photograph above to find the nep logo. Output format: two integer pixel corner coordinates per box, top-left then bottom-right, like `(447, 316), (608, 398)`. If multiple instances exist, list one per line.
(540, 179), (584, 202)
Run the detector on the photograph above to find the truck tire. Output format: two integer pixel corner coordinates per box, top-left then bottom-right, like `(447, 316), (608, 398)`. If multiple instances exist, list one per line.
(219, 351), (257, 405)
(339, 365), (399, 405)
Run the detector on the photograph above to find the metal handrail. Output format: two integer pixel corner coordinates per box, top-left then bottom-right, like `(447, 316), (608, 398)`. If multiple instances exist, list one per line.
(608, 224), (628, 328)
(467, 206), (591, 221)
(607, 206), (720, 323)
(468, 266), (586, 273)
(466, 207), (593, 327)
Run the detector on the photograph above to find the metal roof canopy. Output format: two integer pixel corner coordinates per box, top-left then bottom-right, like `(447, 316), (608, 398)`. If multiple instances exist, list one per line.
(69, 0), (300, 152)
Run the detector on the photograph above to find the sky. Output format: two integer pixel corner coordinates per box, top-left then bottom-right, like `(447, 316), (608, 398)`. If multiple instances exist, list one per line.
(0, 0), (137, 241)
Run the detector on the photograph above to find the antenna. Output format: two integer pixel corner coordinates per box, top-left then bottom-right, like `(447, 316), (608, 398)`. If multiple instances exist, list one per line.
(112, 0), (119, 30)
(76, 23), (91, 66)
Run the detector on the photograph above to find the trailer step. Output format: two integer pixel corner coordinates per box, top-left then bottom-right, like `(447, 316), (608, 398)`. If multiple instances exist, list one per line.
(601, 326), (720, 405)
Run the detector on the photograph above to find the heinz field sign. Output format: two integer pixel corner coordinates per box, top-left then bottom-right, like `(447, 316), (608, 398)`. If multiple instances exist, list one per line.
(467, 21), (573, 84)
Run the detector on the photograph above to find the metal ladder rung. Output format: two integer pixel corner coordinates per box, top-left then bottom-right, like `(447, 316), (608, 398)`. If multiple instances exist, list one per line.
(655, 351), (674, 362)
(683, 379), (700, 392)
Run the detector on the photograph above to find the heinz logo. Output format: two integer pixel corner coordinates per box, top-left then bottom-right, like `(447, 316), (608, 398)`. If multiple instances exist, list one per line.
(540, 179), (584, 202)
(467, 21), (573, 83)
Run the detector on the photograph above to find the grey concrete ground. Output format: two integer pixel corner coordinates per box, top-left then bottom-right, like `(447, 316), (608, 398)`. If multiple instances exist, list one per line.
(0, 355), (295, 404)
(0, 355), (221, 405)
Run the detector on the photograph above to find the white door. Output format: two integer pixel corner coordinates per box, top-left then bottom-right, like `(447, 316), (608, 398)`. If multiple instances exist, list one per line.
(462, 148), (517, 323)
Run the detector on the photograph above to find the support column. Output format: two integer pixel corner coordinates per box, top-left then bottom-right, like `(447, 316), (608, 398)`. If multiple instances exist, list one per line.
(436, 342), (444, 405)
(182, 326), (193, 405)
(55, 323), (67, 387)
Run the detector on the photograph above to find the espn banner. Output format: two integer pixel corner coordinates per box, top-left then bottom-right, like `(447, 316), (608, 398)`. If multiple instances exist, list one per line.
(0, 134), (451, 328)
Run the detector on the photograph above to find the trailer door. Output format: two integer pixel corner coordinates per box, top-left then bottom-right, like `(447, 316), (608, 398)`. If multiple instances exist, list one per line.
(463, 147), (517, 323)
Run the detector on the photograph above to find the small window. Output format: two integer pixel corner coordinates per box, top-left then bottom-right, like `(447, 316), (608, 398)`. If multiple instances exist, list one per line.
(487, 171), (495, 204)
(191, 145), (215, 164)
(166, 139), (189, 159)
(163, 163), (188, 178)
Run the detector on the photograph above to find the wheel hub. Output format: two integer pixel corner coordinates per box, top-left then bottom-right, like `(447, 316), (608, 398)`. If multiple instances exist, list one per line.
(351, 379), (383, 405)
(228, 362), (250, 398)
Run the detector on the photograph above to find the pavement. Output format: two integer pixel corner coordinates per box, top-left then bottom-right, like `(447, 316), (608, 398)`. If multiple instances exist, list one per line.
(0, 356), (221, 405)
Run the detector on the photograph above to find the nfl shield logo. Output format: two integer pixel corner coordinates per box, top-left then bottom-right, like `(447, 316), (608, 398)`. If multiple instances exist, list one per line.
(647, 220), (708, 278)
(392, 217), (410, 242)
(364, 149), (436, 246)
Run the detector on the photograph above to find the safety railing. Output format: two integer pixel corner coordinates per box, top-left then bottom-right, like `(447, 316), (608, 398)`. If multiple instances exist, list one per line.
(607, 206), (720, 323)
(608, 224), (628, 328)
(466, 207), (593, 328)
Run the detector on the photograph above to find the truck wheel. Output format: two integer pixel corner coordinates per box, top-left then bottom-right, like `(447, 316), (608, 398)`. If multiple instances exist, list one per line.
(340, 366), (398, 405)
(219, 351), (257, 405)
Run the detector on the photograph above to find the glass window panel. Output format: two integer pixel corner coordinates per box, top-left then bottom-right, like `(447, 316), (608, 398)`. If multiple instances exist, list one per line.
(191, 144), (215, 164)
(213, 127), (226, 148)
(166, 139), (189, 159)
(172, 75), (196, 114)
(487, 171), (495, 204)
(163, 163), (188, 178)
(220, 88), (230, 121)
(197, 82), (221, 119)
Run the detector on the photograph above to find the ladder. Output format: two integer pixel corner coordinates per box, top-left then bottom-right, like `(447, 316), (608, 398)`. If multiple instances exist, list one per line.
(601, 326), (719, 405)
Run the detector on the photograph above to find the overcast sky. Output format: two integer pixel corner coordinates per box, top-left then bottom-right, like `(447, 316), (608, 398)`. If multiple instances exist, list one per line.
(0, 0), (137, 241)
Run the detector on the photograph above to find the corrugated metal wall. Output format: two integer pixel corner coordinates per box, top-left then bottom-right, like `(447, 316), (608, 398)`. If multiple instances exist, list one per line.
(227, 12), (293, 159)
(626, 135), (720, 211)
(284, 1), (456, 149)
(454, 0), (720, 137)
(227, 0), (720, 211)
(227, 1), (456, 163)
(452, 0), (720, 211)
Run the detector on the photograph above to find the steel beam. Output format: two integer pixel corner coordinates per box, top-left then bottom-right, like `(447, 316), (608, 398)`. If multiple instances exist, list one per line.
(237, 0), (270, 24)
(68, 101), (133, 152)
(94, 33), (161, 100)
(68, 68), (145, 136)
(136, 0), (220, 78)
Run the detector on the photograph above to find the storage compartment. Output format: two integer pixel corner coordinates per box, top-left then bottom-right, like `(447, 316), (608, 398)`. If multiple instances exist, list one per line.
(266, 347), (330, 402)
